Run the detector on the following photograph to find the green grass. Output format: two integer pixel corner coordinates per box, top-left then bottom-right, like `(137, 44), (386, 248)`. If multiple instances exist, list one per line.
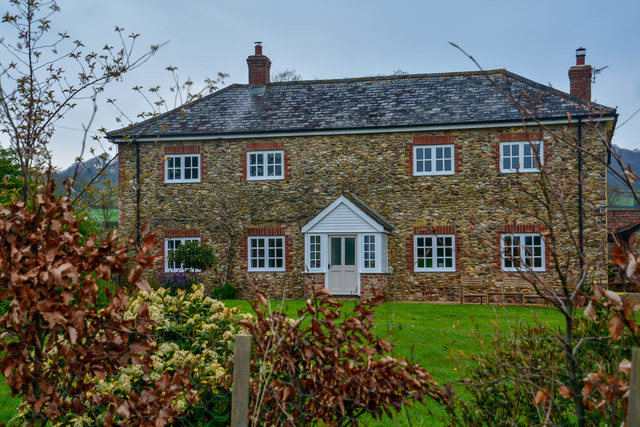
(88, 207), (118, 223)
(0, 302), (561, 425)
(226, 300), (563, 426)
(0, 376), (21, 425)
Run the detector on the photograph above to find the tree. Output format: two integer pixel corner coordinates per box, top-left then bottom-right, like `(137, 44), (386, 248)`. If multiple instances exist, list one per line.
(0, 1), (220, 424)
(243, 290), (453, 425)
(271, 68), (302, 82)
(170, 240), (217, 273)
(0, 147), (22, 204)
(0, 0), (158, 206)
(445, 43), (637, 426)
(0, 182), (196, 424)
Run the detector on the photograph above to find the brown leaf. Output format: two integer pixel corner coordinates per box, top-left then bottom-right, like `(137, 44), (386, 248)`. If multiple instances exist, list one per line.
(593, 285), (604, 301)
(136, 278), (151, 293)
(69, 327), (77, 344)
(584, 301), (597, 320)
(603, 289), (622, 306)
(534, 389), (549, 407)
(140, 221), (150, 237)
(619, 359), (632, 375)
(610, 315), (623, 341)
(370, 295), (386, 307)
(559, 385), (572, 399)
(117, 402), (130, 418)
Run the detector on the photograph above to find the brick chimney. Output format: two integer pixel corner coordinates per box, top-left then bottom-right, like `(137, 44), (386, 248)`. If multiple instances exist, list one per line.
(247, 42), (271, 87)
(568, 47), (592, 101)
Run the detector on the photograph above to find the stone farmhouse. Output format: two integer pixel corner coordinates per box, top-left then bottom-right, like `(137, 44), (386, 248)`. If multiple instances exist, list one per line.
(108, 45), (617, 301)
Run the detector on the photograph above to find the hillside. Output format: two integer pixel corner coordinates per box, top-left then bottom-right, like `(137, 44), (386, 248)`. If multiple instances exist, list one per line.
(609, 145), (640, 189)
(52, 154), (118, 206)
(608, 145), (640, 207)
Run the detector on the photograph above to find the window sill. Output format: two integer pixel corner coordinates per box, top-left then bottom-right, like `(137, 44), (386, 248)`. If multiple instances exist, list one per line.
(247, 177), (285, 181)
(413, 171), (455, 176)
(164, 179), (201, 184)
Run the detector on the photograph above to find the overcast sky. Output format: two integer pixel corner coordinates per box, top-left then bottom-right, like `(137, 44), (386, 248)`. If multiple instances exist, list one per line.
(7, 0), (639, 167)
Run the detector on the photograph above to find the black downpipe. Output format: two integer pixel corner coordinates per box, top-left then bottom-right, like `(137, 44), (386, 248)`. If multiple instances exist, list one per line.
(136, 140), (141, 245)
(578, 118), (584, 266)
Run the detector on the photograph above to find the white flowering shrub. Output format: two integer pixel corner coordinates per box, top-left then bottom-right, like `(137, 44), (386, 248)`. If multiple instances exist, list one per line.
(120, 284), (252, 424)
(13, 284), (251, 425)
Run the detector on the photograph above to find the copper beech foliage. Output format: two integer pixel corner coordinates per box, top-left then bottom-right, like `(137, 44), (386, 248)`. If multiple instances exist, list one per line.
(241, 289), (453, 426)
(0, 182), (195, 425)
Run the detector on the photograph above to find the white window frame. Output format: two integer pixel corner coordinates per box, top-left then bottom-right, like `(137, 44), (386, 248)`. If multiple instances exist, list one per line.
(165, 237), (201, 272)
(501, 233), (545, 272)
(362, 234), (376, 270)
(247, 150), (284, 180)
(414, 234), (456, 272)
(305, 234), (324, 272)
(164, 154), (201, 183)
(413, 144), (455, 176)
(500, 141), (543, 173)
(248, 236), (286, 272)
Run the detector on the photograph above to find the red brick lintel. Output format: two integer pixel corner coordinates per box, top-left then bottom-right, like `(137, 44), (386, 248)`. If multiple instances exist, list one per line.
(500, 224), (546, 233)
(500, 132), (543, 142)
(414, 225), (455, 234)
(246, 142), (284, 151)
(247, 227), (285, 236)
(164, 146), (201, 155)
(165, 229), (201, 238)
(413, 135), (454, 145)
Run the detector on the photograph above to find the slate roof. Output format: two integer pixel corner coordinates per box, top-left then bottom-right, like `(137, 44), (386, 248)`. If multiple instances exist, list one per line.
(107, 69), (616, 139)
(342, 193), (394, 232)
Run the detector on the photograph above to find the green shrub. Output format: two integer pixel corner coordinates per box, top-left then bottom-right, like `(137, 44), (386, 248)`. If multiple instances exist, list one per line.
(449, 310), (634, 426)
(170, 240), (217, 272)
(96, 279), (119, 309)
(211, 283), (237, 300)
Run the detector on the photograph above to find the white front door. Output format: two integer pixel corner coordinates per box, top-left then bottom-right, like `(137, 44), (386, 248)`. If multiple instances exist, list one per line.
(328, 236), (357, 295)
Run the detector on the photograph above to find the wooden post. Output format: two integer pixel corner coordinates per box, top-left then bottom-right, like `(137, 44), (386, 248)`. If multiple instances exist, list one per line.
(231, 334), (252, 427)
(630, 347), (640, 427)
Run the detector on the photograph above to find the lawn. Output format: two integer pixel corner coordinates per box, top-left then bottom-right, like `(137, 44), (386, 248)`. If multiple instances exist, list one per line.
(0, 301), (562, 425)
(225, 300), (563, 426)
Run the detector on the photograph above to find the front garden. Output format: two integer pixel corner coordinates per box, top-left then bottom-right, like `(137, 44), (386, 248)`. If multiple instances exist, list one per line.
(0, 184), (636, 425)
(0, 298), (561, 425)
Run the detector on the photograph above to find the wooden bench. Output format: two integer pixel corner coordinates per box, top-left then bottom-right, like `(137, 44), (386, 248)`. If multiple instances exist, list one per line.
(460, 277), (487, 304)
(489, 276), (548, 305)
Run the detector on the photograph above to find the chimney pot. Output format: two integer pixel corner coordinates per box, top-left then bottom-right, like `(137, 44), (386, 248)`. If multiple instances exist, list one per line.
(254, 41), (262, 56)
(576, 47), (586, 65)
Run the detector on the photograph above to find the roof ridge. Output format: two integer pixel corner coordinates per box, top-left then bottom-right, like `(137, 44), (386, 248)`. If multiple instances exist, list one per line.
(256, 69), (508, 87)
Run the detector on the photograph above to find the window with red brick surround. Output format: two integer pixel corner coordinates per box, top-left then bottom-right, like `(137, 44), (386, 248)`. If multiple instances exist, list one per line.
(406, 135), (461, 176)
(496, 132), (550, 173)
(242, 227), (292, 272)
(406, 225), (462, 272)
(159, 146), (206, 183)
(493, 224), (553, 272)
(241, 142), (291, 180)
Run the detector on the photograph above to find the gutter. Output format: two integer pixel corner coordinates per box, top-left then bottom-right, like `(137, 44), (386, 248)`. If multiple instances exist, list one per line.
(106, 116), (617, 143)
(578, 118), (584, 266)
